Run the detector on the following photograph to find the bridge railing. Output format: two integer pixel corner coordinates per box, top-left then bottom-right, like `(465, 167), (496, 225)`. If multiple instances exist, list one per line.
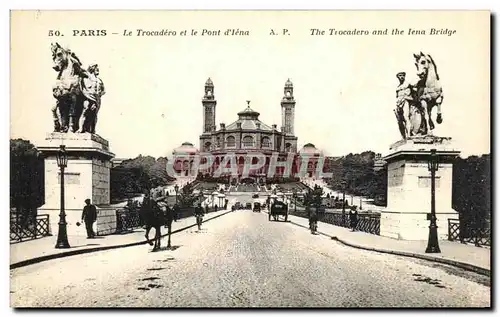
(10, 214), (52, 243)
(115, 205), (224, 234)
(448, 218), (491, 247)
(289, 209), (381, 235)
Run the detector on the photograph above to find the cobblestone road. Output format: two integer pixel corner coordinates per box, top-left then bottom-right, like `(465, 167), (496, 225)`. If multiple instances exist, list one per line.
(10, 211), (490, 308)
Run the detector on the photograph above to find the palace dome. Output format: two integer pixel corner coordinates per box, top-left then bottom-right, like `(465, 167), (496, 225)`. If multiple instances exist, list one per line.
(225, 101), (274, 131)
(172, 142), (199, 155)
(299, 143), (323, 155)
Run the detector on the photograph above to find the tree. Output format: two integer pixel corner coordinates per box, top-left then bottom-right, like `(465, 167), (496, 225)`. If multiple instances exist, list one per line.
(178, 182), (198, 207)
(110, 155), (175, 201)
(10, 139), (44, 217)
(452, 154), (491, 229)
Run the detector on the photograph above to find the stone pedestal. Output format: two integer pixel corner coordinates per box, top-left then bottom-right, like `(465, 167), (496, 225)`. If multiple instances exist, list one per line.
(37, 133), (115, 237)
(380, 136), (460, 240)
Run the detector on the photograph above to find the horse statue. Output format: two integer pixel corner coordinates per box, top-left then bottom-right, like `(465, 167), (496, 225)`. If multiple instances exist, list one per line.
(139, 194), (175, 251)
(413, 51), (444, 131)
(394, 52), (443, 139)
(51, 43), (105, 133)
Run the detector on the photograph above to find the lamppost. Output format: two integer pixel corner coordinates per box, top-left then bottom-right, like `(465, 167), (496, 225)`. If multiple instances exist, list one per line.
(55, 145), (70, 249)
(341, 180), (347, 227)
(292, 188), (297, 213)
(426, 149), (441, 253)
(174, 184), (179, 205)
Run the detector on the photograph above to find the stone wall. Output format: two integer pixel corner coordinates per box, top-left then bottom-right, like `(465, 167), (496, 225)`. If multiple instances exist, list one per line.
(380, 211), (458, 240)
(92, 158), (111, 205)
(96, 207), (120, 236)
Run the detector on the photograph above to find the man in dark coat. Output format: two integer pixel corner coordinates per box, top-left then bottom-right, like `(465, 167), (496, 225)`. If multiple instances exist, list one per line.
(81, 198), (97, 238)
(173, 203), (180, 222)
(349, 207), (358, 231)
(307, 206), (319, 234)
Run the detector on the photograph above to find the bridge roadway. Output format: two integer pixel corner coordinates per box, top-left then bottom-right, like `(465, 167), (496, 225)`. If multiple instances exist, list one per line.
(10, 200), (489, 307)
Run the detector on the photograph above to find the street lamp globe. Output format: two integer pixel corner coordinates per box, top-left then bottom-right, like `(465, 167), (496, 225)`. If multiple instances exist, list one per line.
(428, 149), (439, 171)
(57, 145), (68, 168)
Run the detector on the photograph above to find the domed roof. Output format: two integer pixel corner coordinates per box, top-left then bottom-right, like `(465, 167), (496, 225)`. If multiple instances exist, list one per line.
(237, 105), (260, 118)
(223, 100), (275, 132)
(299, 143), (323, 155)
(285, 78), (293, 87)
(173, 141), (199, 155)
(205, 77), (214, 86)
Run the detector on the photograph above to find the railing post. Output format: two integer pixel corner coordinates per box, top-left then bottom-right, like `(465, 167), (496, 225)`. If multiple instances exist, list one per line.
(447, 219), (451, 241)
(34, 214), (37, 240)
(47, 214), (52, 236)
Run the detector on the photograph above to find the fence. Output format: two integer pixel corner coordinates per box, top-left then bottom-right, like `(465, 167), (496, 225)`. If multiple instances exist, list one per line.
(448, 219), (491, 247)
(289, 209), (381, 235)
(10, 214), (52, 243)
(114, 205), (223, 234)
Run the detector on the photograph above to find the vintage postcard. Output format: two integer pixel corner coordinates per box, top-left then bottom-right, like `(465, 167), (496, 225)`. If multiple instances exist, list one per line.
(9, 10), (491, 308)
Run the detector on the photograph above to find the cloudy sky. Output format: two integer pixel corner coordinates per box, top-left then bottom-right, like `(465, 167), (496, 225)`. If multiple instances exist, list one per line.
(11, 10), (490, 158)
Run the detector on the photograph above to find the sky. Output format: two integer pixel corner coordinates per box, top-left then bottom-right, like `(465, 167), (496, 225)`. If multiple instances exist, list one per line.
(10, 10), (490, 159)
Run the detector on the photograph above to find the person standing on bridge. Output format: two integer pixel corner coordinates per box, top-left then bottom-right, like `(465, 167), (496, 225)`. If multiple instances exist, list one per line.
(194, 202), (205, 231)
(349, 207), (358, 231)
(173, 203), (180, 222)
(81, 198), (97, 238)
(307, 205), (319, 234)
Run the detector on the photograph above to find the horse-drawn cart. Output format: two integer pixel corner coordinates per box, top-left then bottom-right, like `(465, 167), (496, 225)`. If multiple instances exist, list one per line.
(269, 201), (288, 222)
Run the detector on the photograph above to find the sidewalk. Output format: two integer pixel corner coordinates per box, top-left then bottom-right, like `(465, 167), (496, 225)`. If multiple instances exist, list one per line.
(10, 209), (231, 268)
(286, 213), (491, 276)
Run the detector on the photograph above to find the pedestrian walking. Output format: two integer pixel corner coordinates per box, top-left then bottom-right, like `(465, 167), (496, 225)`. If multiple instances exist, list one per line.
(307, 206), (318, 234)
(349, 207), (358, 231)
(194, 203), (205, 230)
(81, 198), (97, 238)
(173, 203), (180, 222)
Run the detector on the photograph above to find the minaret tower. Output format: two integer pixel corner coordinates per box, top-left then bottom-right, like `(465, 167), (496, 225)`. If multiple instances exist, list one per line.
(202, 78), (217, 133)
(281, 78), (295, 135)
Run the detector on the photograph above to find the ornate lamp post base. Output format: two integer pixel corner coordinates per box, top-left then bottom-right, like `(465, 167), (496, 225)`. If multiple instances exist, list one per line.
(425, 222), (441, 253)
(55, 237), (71, 248)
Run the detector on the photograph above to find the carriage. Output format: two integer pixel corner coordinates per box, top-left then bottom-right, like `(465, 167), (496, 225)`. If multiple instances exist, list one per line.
(253, 202), (261, 213)
(268, 201), (288, 222)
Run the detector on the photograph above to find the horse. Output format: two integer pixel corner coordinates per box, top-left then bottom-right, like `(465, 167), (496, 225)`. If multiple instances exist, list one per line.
(51, 43), (87, 133)
(139, 196), (174, 251)
(413, 52), (444, 132)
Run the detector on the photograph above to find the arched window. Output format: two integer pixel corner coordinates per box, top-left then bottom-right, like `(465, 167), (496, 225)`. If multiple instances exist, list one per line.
(285, 143), (292, 153)
(216, 137), (221, 148)
(204, 142), (212, 152)
(243, 136), (254, 148)
(261, 137), (271, 148)
(226, 136), (236, 147)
